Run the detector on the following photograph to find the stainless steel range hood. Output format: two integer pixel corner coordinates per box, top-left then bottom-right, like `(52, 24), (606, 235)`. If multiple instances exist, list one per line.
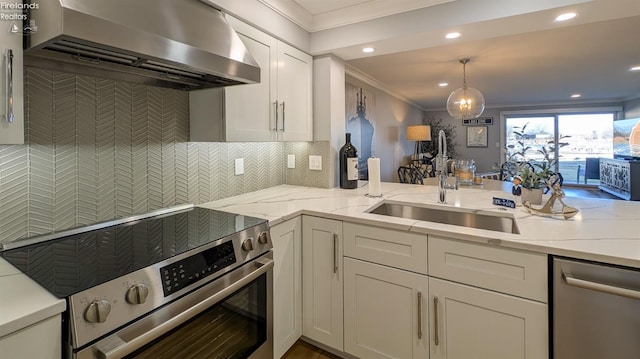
(24, 0), (260, 90)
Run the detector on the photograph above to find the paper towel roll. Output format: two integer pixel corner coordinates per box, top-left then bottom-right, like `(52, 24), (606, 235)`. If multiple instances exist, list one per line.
(367, 157), (381, 197)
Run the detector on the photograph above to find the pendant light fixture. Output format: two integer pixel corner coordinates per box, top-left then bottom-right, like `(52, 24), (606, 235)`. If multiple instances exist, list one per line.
(446, 58), (485, 120)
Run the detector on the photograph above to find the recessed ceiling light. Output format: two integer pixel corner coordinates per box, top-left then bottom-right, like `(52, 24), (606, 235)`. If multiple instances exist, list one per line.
(631, 66), (640, 71)
(571, 94), (581, 98)
(445, 32), (461, 39)
(439, 82), (448, 87)
(362, 47), (375, 53)
(555, 12), (577, 22)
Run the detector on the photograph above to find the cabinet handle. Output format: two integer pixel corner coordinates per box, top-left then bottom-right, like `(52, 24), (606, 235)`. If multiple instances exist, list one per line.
(417, 292), (423, 339)
(273, 101), (279, 132)
(5, 49), (14, 124)
(433, 296), (439, 346)
(281, 101), (286, 132)
(333, 233), (338, 274)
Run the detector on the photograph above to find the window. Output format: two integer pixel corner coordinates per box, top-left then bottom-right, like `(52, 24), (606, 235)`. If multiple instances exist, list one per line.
(503, 110), (617, 185)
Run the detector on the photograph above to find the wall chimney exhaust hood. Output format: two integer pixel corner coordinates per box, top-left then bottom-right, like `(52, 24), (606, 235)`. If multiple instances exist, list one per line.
(24, 0), (260, 90)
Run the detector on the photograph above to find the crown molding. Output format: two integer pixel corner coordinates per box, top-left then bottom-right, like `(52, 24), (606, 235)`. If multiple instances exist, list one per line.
(345, 64), (426, 111)
(257, 0), (313, 31)
(259, 0), (454, 32)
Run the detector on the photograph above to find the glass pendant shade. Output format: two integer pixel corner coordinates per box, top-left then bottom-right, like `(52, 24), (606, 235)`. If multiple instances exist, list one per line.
(446, 86), (485, 120)
(446, 59), (485, 120)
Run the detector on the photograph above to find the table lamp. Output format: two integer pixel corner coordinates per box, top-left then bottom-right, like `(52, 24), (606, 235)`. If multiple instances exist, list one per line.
(407, 125), (431, 161)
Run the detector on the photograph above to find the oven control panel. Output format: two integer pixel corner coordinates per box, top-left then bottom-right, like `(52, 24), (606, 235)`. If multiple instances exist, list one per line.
(160, 240), (237, 296)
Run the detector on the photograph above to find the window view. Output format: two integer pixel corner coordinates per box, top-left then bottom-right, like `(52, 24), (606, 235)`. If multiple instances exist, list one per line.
(505, 113), (614, 185)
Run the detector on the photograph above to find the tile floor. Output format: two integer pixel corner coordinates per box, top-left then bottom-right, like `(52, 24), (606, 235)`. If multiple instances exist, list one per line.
(281, 340), (341, 359)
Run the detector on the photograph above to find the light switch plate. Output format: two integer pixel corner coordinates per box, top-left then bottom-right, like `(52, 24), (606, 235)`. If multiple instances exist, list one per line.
(235, 158), (244, 175)
(309, 155), (322, 171)
(287, 154), (296, 169)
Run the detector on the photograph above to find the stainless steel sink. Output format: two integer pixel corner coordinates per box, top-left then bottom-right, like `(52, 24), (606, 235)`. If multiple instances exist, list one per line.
(368, 202), (519, 234)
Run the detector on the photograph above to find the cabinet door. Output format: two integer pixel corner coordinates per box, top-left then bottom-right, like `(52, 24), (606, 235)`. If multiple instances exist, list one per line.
(224, 17), (278, 142)
(277, 42), (312, 142)
(271, 217), (302, 359)
(429, 278), (548, 359)
(0, 315), (61, 359)
(0, 28), (24, 144)
(344, 258), (428, 359)
(302, 216), (343, 351)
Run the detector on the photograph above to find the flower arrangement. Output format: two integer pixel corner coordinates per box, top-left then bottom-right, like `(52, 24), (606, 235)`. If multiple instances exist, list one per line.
(501, 124), (569, 190)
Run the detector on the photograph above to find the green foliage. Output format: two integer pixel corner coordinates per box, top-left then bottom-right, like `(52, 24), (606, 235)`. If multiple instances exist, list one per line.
(419, 118), (457, 158)
(501, 123), (569, 189)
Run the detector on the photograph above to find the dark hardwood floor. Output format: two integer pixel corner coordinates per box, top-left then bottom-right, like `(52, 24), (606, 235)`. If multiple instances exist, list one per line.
(281, 340), (341, 359)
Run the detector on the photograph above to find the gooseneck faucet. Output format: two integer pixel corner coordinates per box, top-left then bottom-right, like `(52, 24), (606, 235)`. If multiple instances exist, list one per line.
(437, 130), (456, 203)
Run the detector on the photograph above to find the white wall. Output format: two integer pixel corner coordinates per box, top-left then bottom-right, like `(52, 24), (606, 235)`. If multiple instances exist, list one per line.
(346, 76), (423, 182)
(314, 55), (346, 187)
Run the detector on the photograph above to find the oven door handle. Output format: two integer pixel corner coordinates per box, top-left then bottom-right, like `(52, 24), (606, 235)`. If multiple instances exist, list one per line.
(96, 257), (274, 359)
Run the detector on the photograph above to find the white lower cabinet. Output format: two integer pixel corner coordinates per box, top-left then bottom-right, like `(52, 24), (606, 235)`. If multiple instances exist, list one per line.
(302, 216), (344, 351)
(429, 277), (548, 359)
(344, 257), (428, 359)
(298, 219), (549, 358)
(271, 217), (302, 358)
(0, 315), (61, 359)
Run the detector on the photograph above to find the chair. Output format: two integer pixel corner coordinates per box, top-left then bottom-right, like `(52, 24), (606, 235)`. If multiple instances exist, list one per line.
(398, 166), (424, 184)
(577, 158), (600, 184)
(410, 158), (435, 178)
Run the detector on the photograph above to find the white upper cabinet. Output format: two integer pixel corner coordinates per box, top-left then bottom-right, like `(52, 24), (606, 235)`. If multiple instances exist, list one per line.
(276, 42), (312, 142)
(190, 16), (312, 142)
(0, 29), (24, 144)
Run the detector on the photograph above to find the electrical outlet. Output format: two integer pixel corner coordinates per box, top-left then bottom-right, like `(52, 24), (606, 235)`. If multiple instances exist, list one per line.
(235, 158), (244, 175)
(287, 154), (296, 169)
(309, 155), (322, 171)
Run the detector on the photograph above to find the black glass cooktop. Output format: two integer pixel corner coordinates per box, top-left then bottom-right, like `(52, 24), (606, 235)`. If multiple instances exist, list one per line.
(0, 207), (266, 298)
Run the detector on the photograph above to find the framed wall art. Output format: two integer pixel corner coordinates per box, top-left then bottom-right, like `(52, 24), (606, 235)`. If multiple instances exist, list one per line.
(466, 126), (488, 147)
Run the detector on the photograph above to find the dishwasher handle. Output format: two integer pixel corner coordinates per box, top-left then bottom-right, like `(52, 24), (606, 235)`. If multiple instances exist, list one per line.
(562, 273), (640, 301)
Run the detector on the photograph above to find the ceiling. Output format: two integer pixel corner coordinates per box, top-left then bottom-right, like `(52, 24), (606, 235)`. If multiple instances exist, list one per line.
(261, 0), (640, 110)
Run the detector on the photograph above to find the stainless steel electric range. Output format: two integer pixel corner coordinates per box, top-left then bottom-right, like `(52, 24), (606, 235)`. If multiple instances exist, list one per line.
(0, 204), (273, 359)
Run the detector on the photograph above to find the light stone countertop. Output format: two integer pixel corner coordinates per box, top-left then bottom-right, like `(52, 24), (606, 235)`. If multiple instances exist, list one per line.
(2, 180), (638, 339)
(199, 181), (640, 269)
(0, 258), (66, 338)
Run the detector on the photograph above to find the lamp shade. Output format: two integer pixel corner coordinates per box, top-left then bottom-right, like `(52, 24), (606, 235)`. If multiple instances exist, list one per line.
(407, 125), (431, 141)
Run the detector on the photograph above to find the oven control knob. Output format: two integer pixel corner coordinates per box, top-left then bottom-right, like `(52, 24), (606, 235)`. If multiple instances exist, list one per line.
(126, 283), (150, 305)
(258, 232), (270, 245)
(84, 299), (111, 324)
(241, 238), (255, 252)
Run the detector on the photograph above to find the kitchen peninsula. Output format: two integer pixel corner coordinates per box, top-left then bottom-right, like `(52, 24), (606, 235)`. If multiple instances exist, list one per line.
(197, 181), (640, 359)
(3, 181), (640, 359)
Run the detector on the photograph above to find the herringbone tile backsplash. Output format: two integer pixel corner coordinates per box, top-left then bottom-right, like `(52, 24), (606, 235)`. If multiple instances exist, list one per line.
(0, 68), (328, 245)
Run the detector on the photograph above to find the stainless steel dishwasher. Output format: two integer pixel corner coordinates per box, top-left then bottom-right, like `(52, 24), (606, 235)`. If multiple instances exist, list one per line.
(553, 256), (640, 358)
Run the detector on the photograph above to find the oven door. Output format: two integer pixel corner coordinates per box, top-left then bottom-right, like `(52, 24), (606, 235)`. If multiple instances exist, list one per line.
(77, 254), (273, 359)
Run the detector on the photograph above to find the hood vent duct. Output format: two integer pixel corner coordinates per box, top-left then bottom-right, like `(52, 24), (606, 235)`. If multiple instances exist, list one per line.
(24, 0), (260, 90)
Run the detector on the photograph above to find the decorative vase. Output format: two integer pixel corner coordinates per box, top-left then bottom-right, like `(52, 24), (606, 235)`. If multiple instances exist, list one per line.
(521, 188), (543, 205)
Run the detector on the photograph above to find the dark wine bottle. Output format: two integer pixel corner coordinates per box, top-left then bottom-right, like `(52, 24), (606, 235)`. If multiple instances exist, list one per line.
(340, 133), (358, 189)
